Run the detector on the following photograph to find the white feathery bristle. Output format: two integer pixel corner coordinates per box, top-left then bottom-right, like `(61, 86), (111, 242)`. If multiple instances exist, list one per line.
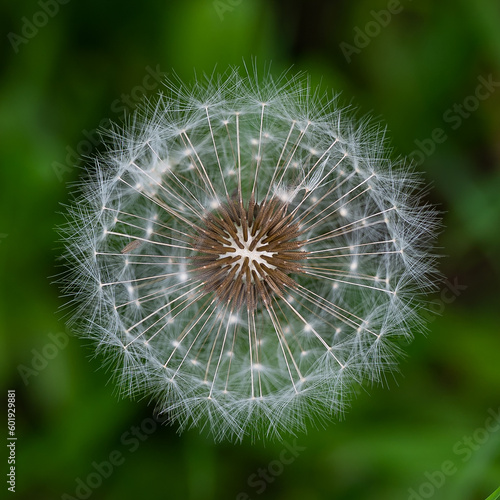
(59, 66), (440, 442)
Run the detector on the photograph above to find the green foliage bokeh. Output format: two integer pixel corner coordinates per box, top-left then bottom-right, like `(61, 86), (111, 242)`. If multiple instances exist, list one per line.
(1, 1), (499, 499)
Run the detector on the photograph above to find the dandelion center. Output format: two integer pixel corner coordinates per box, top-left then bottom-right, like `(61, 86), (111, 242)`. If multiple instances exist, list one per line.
(192, 196), (307, 311)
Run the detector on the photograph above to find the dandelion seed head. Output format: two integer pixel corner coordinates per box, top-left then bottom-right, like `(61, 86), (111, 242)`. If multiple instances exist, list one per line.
(60, 66), (439, 442)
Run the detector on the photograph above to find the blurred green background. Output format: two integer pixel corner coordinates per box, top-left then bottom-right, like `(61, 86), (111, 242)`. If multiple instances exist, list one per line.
(1, 0), (499, 499)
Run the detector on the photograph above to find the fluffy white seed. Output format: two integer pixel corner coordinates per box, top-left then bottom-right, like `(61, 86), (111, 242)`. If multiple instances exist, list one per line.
(60, 67), (439, 442)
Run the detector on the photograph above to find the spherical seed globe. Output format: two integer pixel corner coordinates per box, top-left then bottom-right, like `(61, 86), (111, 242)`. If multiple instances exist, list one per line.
(60, 67), (439, 441)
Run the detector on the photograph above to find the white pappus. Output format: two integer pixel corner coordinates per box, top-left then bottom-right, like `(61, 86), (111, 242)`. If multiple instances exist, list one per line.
(59, 66), (440, 442)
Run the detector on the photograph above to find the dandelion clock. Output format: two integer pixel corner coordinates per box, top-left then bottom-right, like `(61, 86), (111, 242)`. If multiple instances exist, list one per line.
(60, 67), (439, 441)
